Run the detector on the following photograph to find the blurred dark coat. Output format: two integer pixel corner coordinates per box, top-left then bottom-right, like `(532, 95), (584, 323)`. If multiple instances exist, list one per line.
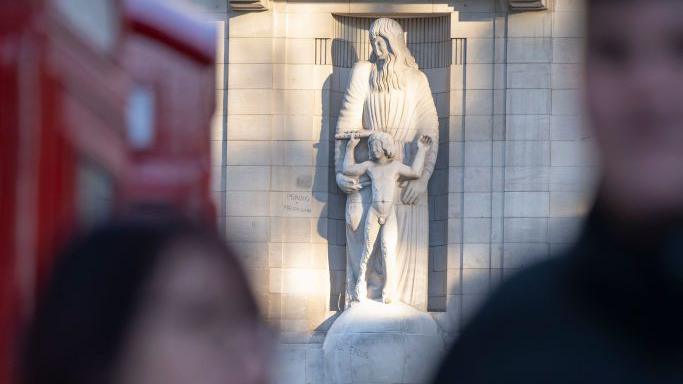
(433, 206), (683, 383)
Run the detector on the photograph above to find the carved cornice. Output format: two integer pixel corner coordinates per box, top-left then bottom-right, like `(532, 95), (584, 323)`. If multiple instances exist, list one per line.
(509, 0), (547, 10)
(229, 0), (269, 11)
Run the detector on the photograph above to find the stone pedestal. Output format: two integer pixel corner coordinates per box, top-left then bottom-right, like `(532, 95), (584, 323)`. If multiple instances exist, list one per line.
(323, 301), (444, 384)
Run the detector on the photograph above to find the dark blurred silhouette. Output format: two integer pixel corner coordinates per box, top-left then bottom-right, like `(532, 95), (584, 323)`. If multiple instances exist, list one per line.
(21, 217), (271, 384)
(434, 0), (683, 382)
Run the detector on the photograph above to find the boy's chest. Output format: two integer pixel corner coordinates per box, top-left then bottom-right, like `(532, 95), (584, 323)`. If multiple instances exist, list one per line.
(368, 162), (399, 182)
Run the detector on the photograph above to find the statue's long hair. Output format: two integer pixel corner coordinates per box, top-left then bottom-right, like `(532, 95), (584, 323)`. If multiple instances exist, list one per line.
(368, 18), (418, 92)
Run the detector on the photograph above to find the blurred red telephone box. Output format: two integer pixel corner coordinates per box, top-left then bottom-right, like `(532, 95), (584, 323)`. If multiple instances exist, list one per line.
(120, 0), (217, 223)
(1, 0), (131, 381)
(1, 0), (217, 381)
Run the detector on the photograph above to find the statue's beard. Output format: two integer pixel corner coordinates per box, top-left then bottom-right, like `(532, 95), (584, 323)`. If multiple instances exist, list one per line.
(370, 53), (403, 92)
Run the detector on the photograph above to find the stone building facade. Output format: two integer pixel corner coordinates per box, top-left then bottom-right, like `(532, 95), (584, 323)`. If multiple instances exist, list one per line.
(190, 0), (593, 382)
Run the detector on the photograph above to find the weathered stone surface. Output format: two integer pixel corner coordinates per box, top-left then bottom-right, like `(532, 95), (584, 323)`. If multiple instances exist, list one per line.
(323, 301), (444, 384)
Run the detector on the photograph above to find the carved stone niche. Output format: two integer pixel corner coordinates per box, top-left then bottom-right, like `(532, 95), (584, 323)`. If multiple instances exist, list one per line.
(509, 0), (548, 10)
(229, 0), (269, 11)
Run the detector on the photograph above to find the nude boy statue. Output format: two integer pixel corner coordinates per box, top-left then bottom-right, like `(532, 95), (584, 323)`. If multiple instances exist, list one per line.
(341, 131), (433, 303)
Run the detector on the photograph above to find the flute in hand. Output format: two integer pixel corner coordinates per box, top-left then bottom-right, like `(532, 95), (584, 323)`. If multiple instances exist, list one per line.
(334, 130), (372, 140)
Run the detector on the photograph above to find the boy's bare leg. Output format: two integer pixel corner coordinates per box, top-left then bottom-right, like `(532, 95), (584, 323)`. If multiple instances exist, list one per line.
(346, 249), (358, 303)
(381, 209), (398, 304)
(356, 208), (381, 302)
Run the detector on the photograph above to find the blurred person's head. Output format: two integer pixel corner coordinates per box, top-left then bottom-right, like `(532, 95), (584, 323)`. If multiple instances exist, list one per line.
(22, 217), (270, 384)
(586, 0), (683, 223)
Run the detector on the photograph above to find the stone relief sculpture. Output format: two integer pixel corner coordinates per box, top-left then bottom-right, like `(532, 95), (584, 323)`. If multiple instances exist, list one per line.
(334, 17), (439, 310)
(339, 132), (433, 304)
(324, 18), (444, 384)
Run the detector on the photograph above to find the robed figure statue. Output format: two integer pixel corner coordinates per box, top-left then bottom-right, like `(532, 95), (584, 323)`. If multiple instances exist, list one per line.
(334, 17), (439, 311)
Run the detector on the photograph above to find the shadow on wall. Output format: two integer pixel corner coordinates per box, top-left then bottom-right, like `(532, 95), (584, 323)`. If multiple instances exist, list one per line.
(312, 37), (359, 313)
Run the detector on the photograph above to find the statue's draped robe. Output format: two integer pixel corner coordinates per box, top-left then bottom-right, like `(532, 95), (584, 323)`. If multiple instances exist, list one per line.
(335, 61), (439, 311)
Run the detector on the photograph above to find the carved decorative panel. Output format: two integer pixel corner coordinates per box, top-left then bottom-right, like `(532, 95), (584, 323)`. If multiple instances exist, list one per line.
(315, 38), (331, 65)
(452, 38), (465, 65)
(332, 15), (451, 69)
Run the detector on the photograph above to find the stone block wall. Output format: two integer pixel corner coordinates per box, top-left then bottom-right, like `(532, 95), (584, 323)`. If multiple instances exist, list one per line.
(443, 0), (594, 336)
(220, 5), (336, 349)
